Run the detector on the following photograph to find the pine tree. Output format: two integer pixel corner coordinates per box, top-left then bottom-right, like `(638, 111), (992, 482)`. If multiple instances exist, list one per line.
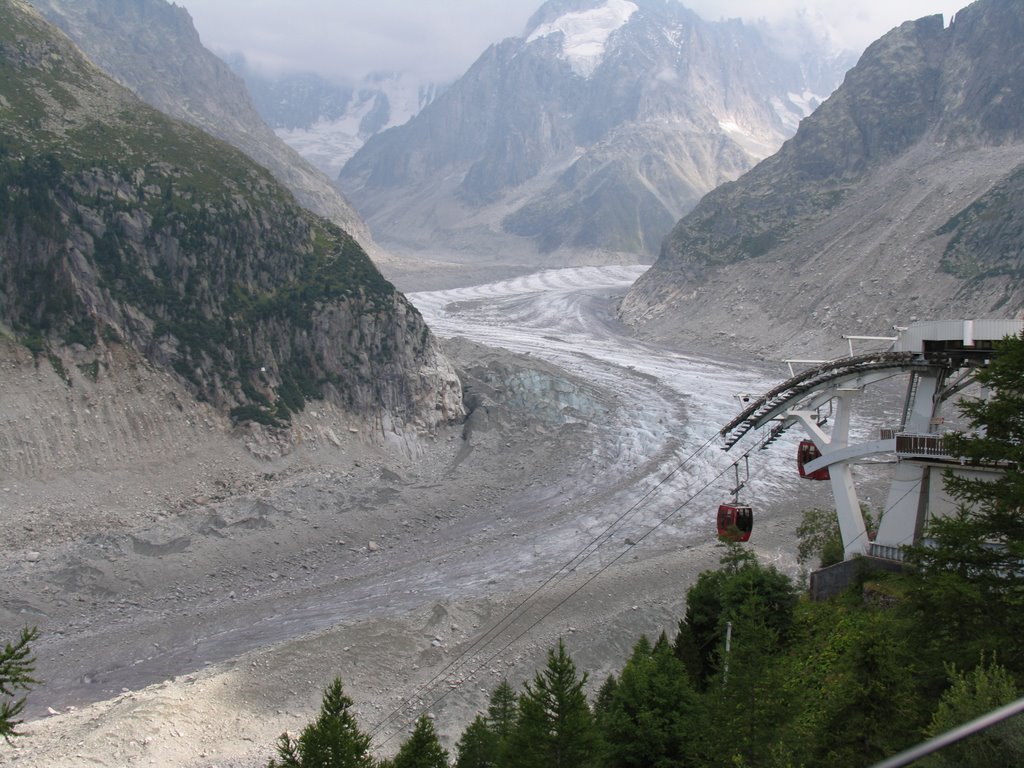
(593, 674), (618, 722)
(671, 619), (703, 689)
(268, 678), (374, 768)
(455, 715), (498, 768)
(486, 679), (518, 744)
(906, 332), (1024, 673)
(1, 627), (38, 745)
(391, 715), (448, 768)
(924, 331), (1024, 589)
(599, 634), (699, 768)
(508, 639), (600, 768)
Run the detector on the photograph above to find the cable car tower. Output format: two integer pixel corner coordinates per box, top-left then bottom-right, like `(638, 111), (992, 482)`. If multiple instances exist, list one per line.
(720, 319), (1023, 562)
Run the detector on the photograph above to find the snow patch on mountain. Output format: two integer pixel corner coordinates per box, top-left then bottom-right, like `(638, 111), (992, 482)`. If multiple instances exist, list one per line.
(270, 75), (439, 177)
(717, 119), (782, 161)
(526, 0), (638, 77)
(275, 122), (365, 179)
(787, 90), (823, 117)
(770, 90), (826, 133)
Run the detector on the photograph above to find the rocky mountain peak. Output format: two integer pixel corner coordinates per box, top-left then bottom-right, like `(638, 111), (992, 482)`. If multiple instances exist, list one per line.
(339, 0), (850, 264)
(939, 0), (1024, 144)
(620, 0), (1024, 358)
(524, 0), (638, 77)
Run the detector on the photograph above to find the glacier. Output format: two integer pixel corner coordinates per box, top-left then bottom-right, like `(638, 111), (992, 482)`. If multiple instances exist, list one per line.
(526, 0), (639, 78)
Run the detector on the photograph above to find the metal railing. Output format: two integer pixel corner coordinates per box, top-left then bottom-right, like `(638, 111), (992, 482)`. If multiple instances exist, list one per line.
(869, 543), (906, 562)
(870, 696), (1024, 768)
(895, 433), (954, 458)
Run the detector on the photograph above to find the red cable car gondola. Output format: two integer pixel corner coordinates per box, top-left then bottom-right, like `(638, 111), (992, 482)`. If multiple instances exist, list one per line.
(797, 439), (830, 481)
(717, 457), (753, 541)
(717, 504), (753, 542)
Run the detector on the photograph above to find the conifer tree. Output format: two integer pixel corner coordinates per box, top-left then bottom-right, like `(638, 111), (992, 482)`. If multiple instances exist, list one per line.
(932, 333), (1024, 568)
(671, 619), (703, 689)
(593, 674), (618, 722)
(391, 715), (448, 768)
(508, 639), (600, 768)
(906, 332), (1024, 673)
(267, 678), (373, 768)
(486, 679), (518, 745)
(454, 715), (498, 768)
(598, 634), (699, 768)
(1, 627), (38, 745)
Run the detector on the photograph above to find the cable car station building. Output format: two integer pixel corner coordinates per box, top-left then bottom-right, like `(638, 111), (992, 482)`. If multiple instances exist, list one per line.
(719, 319), (1023, 589)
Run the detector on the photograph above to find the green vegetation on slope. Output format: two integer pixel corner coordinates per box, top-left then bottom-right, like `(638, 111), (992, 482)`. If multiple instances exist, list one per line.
(0, 0), (423, 425)
(938, 162), (1024, 284)
(0, 627), (38, 746)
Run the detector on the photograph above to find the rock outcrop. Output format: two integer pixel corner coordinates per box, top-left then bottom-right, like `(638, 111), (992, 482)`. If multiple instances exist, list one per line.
(0, 0), (463, 463)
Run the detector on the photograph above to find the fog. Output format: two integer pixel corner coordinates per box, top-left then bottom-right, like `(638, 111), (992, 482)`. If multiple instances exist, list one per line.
(178, 0), (966, 82)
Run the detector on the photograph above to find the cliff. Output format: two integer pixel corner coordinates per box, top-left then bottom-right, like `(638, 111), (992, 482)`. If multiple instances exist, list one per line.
(0, 0), (463, 468)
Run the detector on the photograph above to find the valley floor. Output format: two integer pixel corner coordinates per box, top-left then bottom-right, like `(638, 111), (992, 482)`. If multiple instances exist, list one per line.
(0, 266), (843, 767)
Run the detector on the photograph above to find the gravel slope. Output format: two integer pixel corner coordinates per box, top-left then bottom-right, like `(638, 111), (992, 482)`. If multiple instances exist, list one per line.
(0, 268), (840, 767)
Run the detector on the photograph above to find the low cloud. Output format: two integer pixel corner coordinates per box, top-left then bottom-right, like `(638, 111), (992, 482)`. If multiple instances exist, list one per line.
(179, 0), (966, 83)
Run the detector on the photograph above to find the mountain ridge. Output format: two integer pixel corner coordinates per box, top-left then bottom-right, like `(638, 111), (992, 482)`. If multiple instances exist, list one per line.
(620, 0), (1024, 358)
(339, 0), (851, 266)
(27, 0), (378, 255)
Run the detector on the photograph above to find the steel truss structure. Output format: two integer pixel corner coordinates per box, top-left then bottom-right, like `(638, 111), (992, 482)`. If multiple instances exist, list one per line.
(721, 319), (1024, 560)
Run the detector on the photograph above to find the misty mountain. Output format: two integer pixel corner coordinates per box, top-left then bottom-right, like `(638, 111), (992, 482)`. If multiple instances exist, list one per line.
(620, 0), (1024, 358)
(339, 0), (853, 263)
(28, 0), (376, 252)
(229, 56), (444, 179)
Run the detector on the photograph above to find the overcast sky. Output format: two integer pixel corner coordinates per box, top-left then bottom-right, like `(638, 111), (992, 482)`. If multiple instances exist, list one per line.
(177, 0), (968, 83)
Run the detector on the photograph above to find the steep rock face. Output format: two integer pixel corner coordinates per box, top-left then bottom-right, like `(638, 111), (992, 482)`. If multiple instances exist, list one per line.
(621, 0), (1024, 358)
(938, 162), (1024, 282)
(27, 0), (377, 254)
(339, 0), (850, 262)
(0, 0), (463, 452)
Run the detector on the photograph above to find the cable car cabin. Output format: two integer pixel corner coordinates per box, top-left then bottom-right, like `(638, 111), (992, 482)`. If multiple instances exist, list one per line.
(717, 504), (753, 542)
(797, 440), (830, 481)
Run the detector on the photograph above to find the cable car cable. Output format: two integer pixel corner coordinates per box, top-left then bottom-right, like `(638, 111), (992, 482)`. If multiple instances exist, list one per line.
(369, 433), (763, 748)
(366, 430), (722, 742)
